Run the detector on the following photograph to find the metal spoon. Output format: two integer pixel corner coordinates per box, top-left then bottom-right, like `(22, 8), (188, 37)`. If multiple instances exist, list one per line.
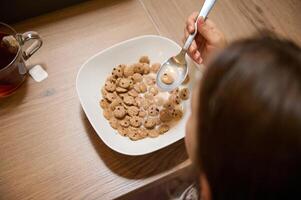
(156, 0), (217, 91)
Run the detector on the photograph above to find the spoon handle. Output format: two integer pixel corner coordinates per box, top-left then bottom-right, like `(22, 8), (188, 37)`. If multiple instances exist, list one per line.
(183, 0), (217, 51)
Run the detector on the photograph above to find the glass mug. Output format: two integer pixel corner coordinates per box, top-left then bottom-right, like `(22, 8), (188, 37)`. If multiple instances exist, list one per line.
(0, 22), (42, 97)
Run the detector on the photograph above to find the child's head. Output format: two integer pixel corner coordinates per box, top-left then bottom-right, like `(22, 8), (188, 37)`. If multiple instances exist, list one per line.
(185, 35), (301, 200)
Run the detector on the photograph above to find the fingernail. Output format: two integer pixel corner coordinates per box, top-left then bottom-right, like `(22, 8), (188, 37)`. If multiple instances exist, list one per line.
(198, 17), (204, 24)
(198, 58), (203, 64)
(189, 25), (193, 32)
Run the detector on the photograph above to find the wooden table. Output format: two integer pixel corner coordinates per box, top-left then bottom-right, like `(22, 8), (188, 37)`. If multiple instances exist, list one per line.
(1, 0), (300, 199)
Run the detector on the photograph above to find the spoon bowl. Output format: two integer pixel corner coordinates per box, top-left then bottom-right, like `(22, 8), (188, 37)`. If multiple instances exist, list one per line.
(156, 0), (217, 91)
(156, 49), (188, 91)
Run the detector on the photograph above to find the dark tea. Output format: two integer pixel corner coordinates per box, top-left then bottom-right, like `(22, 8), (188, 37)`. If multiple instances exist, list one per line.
(0, 32), (27, 97)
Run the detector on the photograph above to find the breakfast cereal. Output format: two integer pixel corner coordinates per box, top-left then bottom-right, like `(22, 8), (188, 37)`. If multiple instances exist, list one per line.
(130, 116), (143, 127)
(123, 66), (134, 77)
(116, 87), (128, 93)
(133, 63), (144, 74)
(139, 56), (150, 64)
(104, 81), (116, 92)
(100, 99), (109, 109)
(99, 56), (190, 141)
(109, 117), (119, 129)
(144, 118), (157, 129)
(161, 72), (174, 85)
(151, 63), (161, 73)
(159, 124), (170, 134)
(114, 106), (126, 119)
(179, 88), (190, 100)
(127, 106), (139, 116)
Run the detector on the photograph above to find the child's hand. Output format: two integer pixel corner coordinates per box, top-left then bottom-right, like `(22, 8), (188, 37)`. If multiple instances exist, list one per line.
(184, 12), (226, 65)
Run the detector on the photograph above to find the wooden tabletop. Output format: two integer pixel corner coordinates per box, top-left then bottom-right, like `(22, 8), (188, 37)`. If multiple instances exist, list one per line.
(1, 0), (300, 199)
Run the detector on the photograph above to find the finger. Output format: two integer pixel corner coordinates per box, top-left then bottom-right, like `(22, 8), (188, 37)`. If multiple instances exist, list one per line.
(194, 51), (203, 64)
(188, 42), (197, 55)
(188, 51), (198, 63)
(186, 12), (198, 34)
(190, 40), (198, 53)
(197, 57), (203, 64)
(192, 51), (201, 63)
(197, 17), (219, 44)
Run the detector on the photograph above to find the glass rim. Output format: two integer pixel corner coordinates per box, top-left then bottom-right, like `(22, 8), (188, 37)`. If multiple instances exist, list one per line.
(0, 22), (22, 73)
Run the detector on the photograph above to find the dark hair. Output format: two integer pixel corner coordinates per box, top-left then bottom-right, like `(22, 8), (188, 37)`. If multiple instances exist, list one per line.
(198, 35), (301, 200)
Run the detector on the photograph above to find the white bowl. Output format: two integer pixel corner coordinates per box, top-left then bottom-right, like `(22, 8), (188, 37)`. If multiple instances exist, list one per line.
(76, 35), (196, 156)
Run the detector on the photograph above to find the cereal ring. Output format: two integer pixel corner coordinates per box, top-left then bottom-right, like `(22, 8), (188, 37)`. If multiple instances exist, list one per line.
(123, 65), (134, 77)
(127, 106), (139, 116)
(109, 117), (119, 129)
(106, 75), (117, 83)
(161, 73), (174, 85)
(99, 99), (109, 109)
(120, 119), (130, 128)
(133, 63), (144, 74)
(118, 64), (126, 71)
(101, 87), (108, 98)
(159, 109), (173, 122)
(133, 83), (141, 93)
(172, 108), (183, 120)
(147, 129), (159, 138)
(118, 93), (128, 99)
(139, 82), (147, 93)
(105, 92), (117, 102)
(112, 66), (123, 79)
(104, 81), (116, 92)
(128, 77), (134, 88)
(169, 94), (182, 105)
(128, 89), (138, 97)
(118, 127), (128, 136)
(115, 77), (122, 86)
(163, 100), (175, 110)
(138, 128), (148, 138)
(135, 96), (143, 107)
(139, 56), (150, 64)
(138, 109), (147, 118)
(179, 88), (190, 100)
(143, 63), (150, 74)
(118, 78), (130, 89)
(134, 82), (147, 93)
(128, 126), (139, 134)
(116, 87), (128, 93)
(159, 124), (170, 134)
(148, 104), (160, 116)
(149, 86), (159, 96)
(113, 106), (126, 119)
(145, 76), (156, 85)
(151, 63), (161, 73)
(123, 95), (135, 106)
(132, 73), (143, 83)
(142, 99), (151, 110)
(144, 118), (157, 129)
(128, 132), (142, 141)
(103, 109), (112, 120)
(110, 98), (123, 110)
(169, 88), (179, 95)
(130, 116), (142, 127)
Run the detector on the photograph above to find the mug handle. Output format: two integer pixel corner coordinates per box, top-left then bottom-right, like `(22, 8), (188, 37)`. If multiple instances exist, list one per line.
(16, 31), (43, 60)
